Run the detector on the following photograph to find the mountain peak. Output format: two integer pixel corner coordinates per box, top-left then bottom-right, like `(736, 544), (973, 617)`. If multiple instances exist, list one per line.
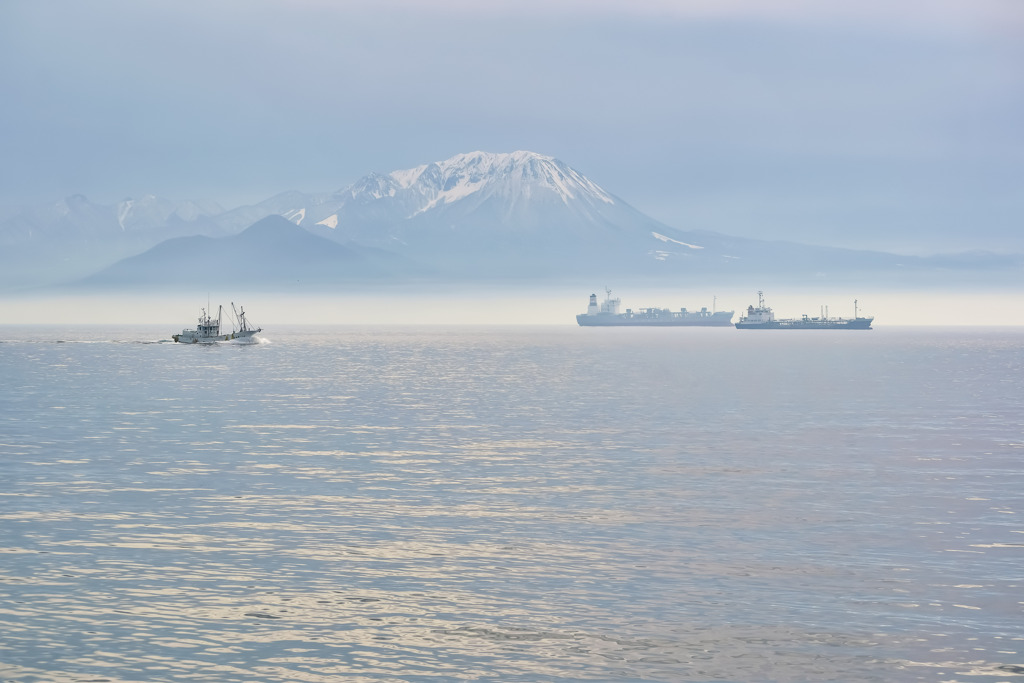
(363, 150), (615, 216)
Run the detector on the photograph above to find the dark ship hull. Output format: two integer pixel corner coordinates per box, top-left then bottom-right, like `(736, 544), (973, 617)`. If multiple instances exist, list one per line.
(735, 317), (873, 330)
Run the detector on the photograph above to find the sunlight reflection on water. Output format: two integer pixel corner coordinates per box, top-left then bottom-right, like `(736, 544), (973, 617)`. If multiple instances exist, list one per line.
(0, 325), (1022, 681)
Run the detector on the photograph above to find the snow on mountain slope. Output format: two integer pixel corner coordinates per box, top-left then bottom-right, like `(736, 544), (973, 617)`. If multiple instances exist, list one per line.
(222, 151), (623, 234)
(290, 151), (652, 238)
(388, 151), (616, 216)
(214, 150), (706, 277)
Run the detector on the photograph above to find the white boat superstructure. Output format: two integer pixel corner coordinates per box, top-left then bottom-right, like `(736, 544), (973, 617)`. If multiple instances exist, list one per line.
(173, 302), (262, 343)
(576, 288), (734, 327)
(737, 291), (776, 325)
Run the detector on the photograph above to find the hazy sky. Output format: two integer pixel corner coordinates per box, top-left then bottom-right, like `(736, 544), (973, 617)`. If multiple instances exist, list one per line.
(1, 0), (1022, 255)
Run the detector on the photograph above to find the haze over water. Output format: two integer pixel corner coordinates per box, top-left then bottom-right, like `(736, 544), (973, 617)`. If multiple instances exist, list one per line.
(1, 325), (1021, 682)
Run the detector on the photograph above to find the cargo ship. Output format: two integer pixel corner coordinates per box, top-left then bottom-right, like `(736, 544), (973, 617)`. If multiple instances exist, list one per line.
(576, 290), (734, 327)
(735, 292), (873, 330)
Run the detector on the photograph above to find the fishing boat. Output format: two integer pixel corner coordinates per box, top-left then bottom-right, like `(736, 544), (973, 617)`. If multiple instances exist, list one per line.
(172, 302), (261, 343)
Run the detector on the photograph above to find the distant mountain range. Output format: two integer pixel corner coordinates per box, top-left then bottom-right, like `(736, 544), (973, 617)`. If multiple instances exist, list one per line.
(78, 215), (427, 289)
(1, 151), (1020, 291)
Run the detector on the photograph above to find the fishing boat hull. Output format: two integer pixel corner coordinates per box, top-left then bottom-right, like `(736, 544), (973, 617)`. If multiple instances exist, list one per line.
(172, 329), (260, 343)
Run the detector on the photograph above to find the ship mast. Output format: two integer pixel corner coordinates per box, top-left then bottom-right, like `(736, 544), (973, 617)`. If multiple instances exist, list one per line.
(854, 299), (858, 319)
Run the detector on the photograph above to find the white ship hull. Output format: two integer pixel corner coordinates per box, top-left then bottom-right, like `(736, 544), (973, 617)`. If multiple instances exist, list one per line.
(172, 328), (260, 344)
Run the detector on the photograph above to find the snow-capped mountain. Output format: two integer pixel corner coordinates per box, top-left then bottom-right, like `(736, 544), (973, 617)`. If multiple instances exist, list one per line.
(325, 150), (616, 224)
(307, 151), (627, 238)
(215, 151), (728, 277)
(3, 150), (1019, 291)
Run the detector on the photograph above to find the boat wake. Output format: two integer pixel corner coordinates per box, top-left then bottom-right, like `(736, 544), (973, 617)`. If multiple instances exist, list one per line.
(221, 335), (269, 345)
(0, 336), (266, 346)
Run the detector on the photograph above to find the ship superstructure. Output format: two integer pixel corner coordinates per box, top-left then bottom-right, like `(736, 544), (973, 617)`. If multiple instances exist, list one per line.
(576, 289), (733, 327)
(735, 291), (873, 330)
(173, 302), (262, 343)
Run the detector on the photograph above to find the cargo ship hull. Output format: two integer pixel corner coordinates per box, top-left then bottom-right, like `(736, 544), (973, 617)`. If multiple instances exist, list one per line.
(735, 318), (873, 330)
(577, 312), (734, 327)
(576, 290), (733, 327)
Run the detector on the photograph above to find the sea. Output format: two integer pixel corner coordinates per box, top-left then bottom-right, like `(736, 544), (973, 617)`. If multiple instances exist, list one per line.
(0, 324), (1021, 683)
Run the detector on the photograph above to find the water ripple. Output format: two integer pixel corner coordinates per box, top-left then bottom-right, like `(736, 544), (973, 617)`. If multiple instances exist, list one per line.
(1, 326), (1022, 681)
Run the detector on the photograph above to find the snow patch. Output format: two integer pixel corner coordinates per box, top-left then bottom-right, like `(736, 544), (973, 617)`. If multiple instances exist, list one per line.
(316, 214), (338, 229)
(390, 165), (429, 189)
(369, 186), (397, 200)
(284, 208), (306, 225)
(411, 176), (488, 216)
(381, 150), (616, 216)
(117, 200), (133, 231)
(652, 232), (703, 249)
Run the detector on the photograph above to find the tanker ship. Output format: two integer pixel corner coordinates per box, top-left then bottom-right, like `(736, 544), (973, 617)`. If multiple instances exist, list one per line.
(576, 290), (734, 327)
(735, 292), (873, 330)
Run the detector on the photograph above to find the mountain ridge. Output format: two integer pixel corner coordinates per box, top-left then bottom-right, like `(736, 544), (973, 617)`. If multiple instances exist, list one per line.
(2, 150), (1020, 291)
(77, 215), (416, 289)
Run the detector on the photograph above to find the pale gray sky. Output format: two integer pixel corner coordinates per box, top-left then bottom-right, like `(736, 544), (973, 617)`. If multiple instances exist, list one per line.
(1, 0), (1021, 254)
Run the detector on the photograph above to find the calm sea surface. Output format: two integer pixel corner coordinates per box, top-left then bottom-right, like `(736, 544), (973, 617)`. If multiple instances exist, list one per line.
(0, 325), (1021, 682)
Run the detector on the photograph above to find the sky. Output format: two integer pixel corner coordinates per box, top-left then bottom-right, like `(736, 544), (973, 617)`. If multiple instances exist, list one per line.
(1, 0), (1022, 256)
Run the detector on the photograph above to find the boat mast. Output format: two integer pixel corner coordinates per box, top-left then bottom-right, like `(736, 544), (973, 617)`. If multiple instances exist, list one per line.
(854, 299), (858, 319)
